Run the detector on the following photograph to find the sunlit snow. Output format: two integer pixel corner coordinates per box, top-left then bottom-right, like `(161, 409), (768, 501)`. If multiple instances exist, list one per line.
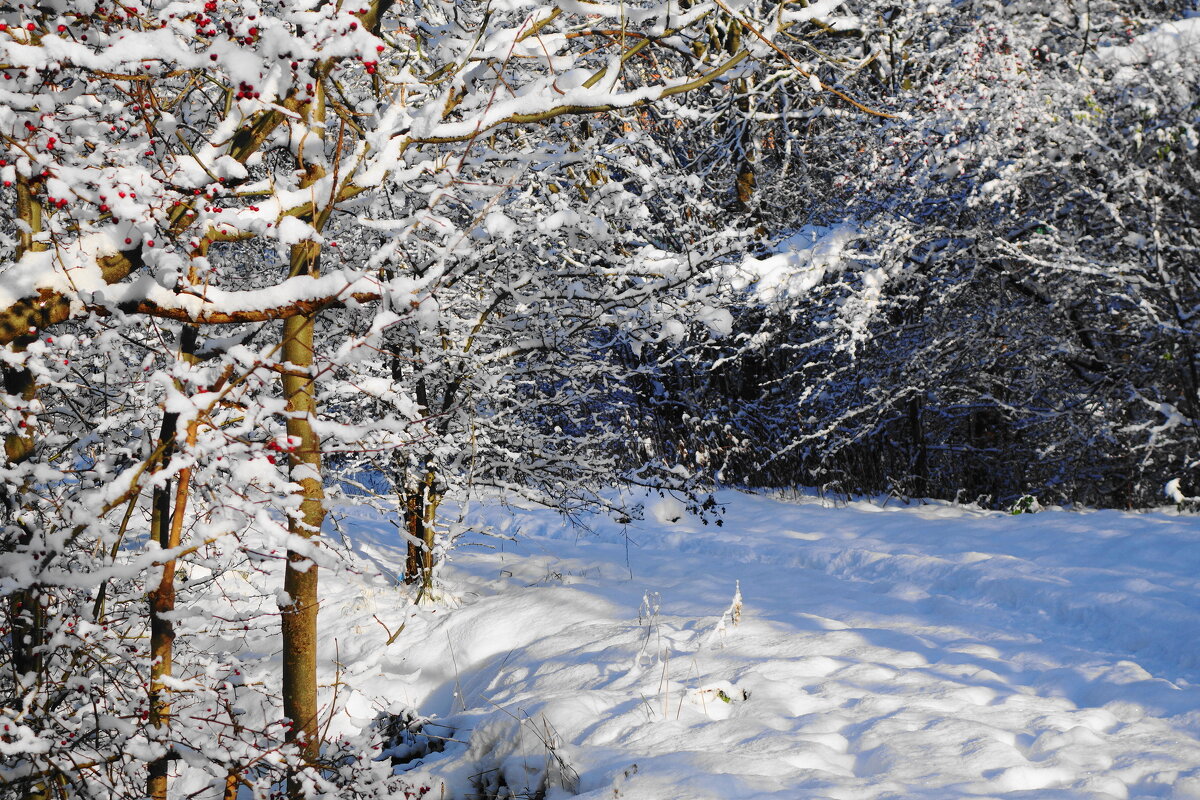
(198, 491), (1200, 799)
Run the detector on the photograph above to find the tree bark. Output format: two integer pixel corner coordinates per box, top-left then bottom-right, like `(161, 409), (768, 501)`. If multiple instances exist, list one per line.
(3, 167), (53, 800)
(3, 352), (40, 683)
(907, 395), (928, 499)
(5, 176), (46, 685)
(146, 328), (198, 800)
(281, 239), (326, 789)
(276, 67), (330, 798)
(402, 470), (441, 592)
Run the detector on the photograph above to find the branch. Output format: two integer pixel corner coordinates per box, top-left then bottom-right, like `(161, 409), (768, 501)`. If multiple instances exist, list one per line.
(411, 48), (751, 144)
(709, 0), (896, 119)
(0, 251), (141, 346)
(99, 271), (403, 325)
(115, 290), (386, 324)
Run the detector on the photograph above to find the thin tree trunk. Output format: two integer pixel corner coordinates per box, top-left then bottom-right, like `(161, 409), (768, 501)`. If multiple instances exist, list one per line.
(403, 483), (424, 583)
(278, 69), (328, 798)
(421, 482), (441, 590)
(146, 325), (198, 800)
(4, 353), (40, 683)
(281, 239), (326, 787)
(4, 167), (53, 800)
(6, 175), (46, 684)
(724, 21), (757, 215)
(402, 470), (441, 591)
(223, 769), (240, 800)
(145, 409), (175, 800)
(907, 395), (928, 499)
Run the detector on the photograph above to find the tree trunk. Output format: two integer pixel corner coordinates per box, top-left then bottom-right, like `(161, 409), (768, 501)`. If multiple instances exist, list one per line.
(6, 176), (46, 685)
(907, 395), (928, 499)
(276, 70), (329, 798)
(146, 326), (198, 800)
(281, 239), (326, 788)
(3, 165), (52, 800)
(403, 484), (423, 583)
(4, 353), (40, 684)
(725, 21), (757, 215)
(402, 469), (441, 592)
(145, 417), (175, 800)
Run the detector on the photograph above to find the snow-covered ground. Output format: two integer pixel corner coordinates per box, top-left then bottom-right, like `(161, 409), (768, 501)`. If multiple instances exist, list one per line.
(311, 491), (1200, 799)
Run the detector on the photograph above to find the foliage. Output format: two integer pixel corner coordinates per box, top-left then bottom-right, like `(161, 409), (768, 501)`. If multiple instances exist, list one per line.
(649, 0), (1200, 508)
(0, 0), (817, 795)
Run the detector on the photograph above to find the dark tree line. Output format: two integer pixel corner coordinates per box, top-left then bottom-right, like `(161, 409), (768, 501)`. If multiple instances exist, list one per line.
(622, 0), (1200, 509)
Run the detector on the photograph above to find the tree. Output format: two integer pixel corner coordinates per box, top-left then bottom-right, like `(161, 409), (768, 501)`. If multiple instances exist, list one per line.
(0, 0), (827, 796)
(635, 0), (1198, 508)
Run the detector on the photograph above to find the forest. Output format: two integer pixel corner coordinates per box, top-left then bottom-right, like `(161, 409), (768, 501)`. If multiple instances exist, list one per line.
(0, 0), (1197, 797)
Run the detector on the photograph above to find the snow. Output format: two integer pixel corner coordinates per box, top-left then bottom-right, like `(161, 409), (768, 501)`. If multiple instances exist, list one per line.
(277, 216), (322, 246)
(730, 225), (859, 305)
(87, 269), (415, 321)
(0, 234), (118, 308)
(781, 0), (850, 25)
(268, 490), (1200, 799)
(1094, 18), (1200, 67)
